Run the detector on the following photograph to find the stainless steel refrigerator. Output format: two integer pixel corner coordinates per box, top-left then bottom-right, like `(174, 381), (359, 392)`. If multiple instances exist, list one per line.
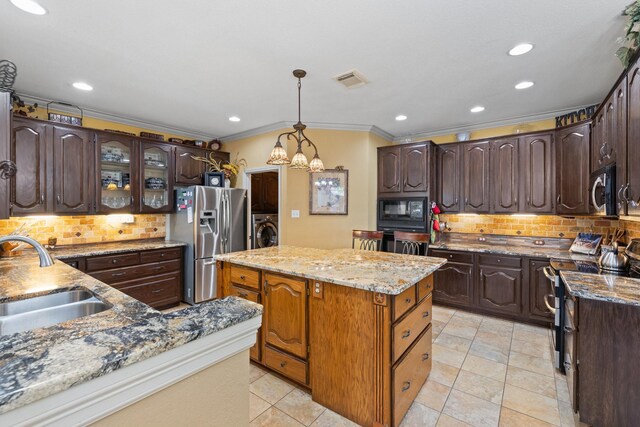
(167, 186), (247, 304)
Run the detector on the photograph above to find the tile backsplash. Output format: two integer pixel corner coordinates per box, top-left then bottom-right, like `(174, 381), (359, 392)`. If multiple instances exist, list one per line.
(0, 215), (166, 246)
(442, 214), (640, 241)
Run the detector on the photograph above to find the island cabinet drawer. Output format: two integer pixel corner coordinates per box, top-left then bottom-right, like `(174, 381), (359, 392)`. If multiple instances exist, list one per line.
(264, 345), (308, 385)
(139, 247), (182, 264)
(393, 285), (417, 321)
(86, 252), (140, 272)
(417, 275), (433, 302)
(431, 250), (474, 264)
(90, 259), (181, 284)
(393, 294), (433, 363)
(230, 265), (261, 290)
(228, 284), (260, 303)
(393, 325), (432, 427)
(478, 254), (521, 268)
(115, 272), (181, 308)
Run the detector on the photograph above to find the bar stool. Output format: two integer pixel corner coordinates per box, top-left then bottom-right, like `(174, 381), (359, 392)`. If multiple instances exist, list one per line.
(394, 231), (430, 255)
(352, 230), (384, 251)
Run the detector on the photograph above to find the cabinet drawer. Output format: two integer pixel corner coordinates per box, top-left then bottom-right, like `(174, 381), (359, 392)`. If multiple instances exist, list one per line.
(264, 345), (308, 385)
(393, 325), (432, 427)
(86, 252), (140, 272)
(230, 265), (261, 290)
(393, 285), (417, 321)
(228, 284), (260, 303)
(140, 247), (182, 264)
(478, 254), (521, 268)
(90, 259), (181, 284)
(393, 294), (433, 363)
(116, 272), (181, 308)
(431, 250), (473, 264)
(417, 275), (433, 302)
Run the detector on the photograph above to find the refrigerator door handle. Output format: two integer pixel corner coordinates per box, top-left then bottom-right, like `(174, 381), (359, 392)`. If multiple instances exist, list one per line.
(202, 260), (216, 266)
(225, 192), (231, 253)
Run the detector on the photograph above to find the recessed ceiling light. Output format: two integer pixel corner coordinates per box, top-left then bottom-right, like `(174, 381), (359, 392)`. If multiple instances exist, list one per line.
(10, 0), (46, 15)
(470, 106), (485, 113)
(228, 116), (241, 122)
(395, 115), (407, 121)
(72, 82), (93, 91)
(515, 81), (535, 90)
(508, 43), (534, 56)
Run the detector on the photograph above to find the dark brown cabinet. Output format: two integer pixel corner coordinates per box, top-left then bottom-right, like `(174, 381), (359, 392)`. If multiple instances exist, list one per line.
(95, 132), (137, 214)
(491, 138), (519, 213)
(626, 60), (640, 216)
(401, 144), (428, 193)
(10, 117), (48, 215)
(462, 141), (490, 213)
(556, 123), (591, 215)
(477, 256), (522, 315)
(528, 258), (553, 322)
(613, 78), (628, 209)
(521, 133), (554, 213)
(52, 125), (94, 214)
(251, 172), (278, 213)
(140, 142), (174, 213)
(174, 146), (206, 186)
(437, 144), (461, 213)
(430, 250), (473, 307)
(378, 146), (401, 194)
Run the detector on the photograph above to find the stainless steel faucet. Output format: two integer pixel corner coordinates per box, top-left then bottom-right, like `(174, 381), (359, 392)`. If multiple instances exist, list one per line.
(0, 235), (55, 267)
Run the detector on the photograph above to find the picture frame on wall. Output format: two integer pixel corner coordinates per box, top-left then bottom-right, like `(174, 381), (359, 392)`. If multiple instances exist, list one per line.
(309, 169), (348, 215)
(204, 172), (225, 188)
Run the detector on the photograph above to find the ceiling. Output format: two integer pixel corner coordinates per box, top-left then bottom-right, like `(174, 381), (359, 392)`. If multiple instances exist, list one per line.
(0, 0), (630, 140)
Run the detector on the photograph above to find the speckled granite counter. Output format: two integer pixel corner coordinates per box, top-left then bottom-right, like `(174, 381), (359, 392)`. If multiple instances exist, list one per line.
(430, 241), (597, 262)
(215, 246), (447, 295)
(0, 256), (262, 415)
(560, 270), (640, 306)
(41, 238), (187, 260)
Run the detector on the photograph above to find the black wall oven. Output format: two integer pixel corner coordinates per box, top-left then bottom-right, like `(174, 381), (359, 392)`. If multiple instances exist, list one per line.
(377, 197), (428, 252)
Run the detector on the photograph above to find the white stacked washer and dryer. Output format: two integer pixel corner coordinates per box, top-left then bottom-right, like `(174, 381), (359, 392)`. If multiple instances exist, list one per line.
(251, 214), (278, 248)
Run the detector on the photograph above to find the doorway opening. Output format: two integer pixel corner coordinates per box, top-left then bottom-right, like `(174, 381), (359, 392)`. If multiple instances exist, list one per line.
(243, 167), (281, 249)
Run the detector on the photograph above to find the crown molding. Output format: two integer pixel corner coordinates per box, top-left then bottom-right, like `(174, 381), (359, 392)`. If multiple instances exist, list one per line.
(220, 121), (394, 142)
(391, 104), (595, 144)
(16, 93), (217, 141)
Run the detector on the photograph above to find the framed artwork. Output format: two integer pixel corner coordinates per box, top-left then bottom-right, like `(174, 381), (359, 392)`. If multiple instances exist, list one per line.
(309, 169), (348, 215)
(204, 172), (225, 188)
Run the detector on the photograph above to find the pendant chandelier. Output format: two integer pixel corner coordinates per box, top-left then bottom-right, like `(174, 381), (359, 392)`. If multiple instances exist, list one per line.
(267, 69), (324, 172)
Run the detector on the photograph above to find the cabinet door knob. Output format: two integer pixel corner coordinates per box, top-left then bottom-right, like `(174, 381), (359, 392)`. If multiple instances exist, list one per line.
(112, 259), (118, 264)
(56, 194), (61, 205)
(239, 292), (248, 298)
(280, 361), (287, 368)
(405, 297), (412, 304)
(401, 381), (411, 392)
(422, 353), (430, 361)
(240, 275), (246, 280)
(401, 330), (411, 339)
(40, 193), (45, 204)
(422, 311), (430, 318)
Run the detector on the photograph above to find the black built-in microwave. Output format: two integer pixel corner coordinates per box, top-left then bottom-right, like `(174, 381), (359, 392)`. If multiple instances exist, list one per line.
(377, 197), (429, 232)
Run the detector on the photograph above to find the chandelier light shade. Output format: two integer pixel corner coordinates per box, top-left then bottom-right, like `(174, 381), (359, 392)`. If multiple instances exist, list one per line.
(266, 69), (324, 172)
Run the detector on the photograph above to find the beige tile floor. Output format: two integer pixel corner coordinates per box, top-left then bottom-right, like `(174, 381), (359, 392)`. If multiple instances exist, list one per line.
(249, 305), (582, 427)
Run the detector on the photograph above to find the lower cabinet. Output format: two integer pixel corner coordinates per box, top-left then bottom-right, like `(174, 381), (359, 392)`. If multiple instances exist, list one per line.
(429, 249), (553, 325)
(62, 247), (183, 309)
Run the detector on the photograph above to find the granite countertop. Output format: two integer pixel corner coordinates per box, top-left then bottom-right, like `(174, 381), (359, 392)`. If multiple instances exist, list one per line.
(215, 246), (447, 295)
(42, 238), (187, 260)
(560, 270), (640, 306)
(0, 256), (262, 414)
(430, 241), (597, 262)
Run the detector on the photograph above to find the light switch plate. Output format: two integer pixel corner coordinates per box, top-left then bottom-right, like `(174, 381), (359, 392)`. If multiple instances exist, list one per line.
(291, 210), (300, 218)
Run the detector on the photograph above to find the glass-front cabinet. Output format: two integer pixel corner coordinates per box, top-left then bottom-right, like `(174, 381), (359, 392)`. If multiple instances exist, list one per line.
(96, 133), (136, 213)
(140, 142), (174, 213)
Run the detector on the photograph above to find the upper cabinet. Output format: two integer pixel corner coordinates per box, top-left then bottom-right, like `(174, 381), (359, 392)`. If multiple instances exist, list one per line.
(377, 142), (435, 198)
(174, 146), (205, 186)
(626, 60), (640, 216)
(556, 123), (591, 215)
(95, 132), (137, 214)
(462, 141), (490, 213)
(141, 142), (174, 213)
(251, 172), (279, 214)
(10, 117), (48, 215)
(491, 138), (519, 213)
(378, 146), (401, 194)
(521, 133), (555, 213)
(52, 125), (94, 214)
(437, 144), (461, 213)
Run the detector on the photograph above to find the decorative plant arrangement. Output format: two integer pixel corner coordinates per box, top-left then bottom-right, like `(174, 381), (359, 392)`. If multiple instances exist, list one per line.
(617, 1), (640, 67)
(191, 152), (247, 186)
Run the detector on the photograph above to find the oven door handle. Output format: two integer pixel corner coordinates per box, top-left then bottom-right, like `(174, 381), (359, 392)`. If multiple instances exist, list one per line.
(543, 266), (556, 281)
(544, 294), (557, 314)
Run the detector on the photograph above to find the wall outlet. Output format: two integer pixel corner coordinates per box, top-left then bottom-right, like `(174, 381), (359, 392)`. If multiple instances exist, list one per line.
(291, 210), (300, 218)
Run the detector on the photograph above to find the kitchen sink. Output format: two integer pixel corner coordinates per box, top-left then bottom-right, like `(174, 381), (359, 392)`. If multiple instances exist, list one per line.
(0, 288), (112, 335)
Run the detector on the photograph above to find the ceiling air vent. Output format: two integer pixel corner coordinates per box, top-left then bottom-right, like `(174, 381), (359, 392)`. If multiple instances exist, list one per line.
(333, 69), (368, 89)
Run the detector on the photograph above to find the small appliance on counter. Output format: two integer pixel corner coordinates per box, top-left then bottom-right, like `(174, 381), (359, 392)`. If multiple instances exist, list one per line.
(598, 242), (630, 273)
(167, 186), (247, 304)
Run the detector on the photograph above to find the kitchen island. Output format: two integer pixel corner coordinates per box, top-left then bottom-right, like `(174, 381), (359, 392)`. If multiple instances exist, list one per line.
(216, 246), (447, 427)
(0, 254), (262, 426)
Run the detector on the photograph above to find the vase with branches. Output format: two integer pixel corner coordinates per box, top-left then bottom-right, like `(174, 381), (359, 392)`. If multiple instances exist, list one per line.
(191, 152), (247, 187)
